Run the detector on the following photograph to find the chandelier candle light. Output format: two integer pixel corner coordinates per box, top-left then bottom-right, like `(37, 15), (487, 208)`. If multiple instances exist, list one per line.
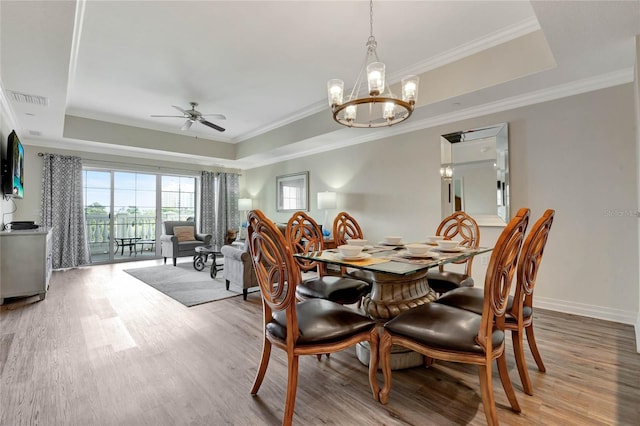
(327, 0), (419, 128)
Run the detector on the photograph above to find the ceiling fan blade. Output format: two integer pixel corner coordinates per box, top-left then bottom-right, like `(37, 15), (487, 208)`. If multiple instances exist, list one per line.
(171, 105), (188, 114)
(201, 114), (226, 120)
(199, 119), (226, 132)
(150, 114), (185, 118)
(181, 119), (194, 131)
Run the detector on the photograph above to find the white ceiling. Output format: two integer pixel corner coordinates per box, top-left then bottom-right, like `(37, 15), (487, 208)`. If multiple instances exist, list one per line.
(1, 1), (639, 169)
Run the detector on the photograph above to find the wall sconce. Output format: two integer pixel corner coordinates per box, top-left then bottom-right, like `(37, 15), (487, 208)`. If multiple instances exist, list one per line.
(317, 191), (337, 238)
(440, 165), (453, 178)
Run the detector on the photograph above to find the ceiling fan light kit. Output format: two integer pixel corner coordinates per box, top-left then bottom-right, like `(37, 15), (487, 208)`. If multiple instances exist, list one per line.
(327, 0), (419, 128)
(151, 101), (226, 132)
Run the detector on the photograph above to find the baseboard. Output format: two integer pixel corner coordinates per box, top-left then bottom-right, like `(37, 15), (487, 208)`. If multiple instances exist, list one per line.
(535, 296), (637, 325)
(636, 313), (640, 353)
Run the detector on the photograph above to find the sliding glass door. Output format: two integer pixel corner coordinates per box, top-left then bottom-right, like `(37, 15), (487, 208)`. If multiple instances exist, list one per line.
(83, 169), (197, 264)
(84, 170), (112, 262)
(113, 172), (157, 260)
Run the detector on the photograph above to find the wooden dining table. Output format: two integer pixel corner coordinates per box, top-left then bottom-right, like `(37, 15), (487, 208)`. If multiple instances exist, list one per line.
(295, 243), (493, 368)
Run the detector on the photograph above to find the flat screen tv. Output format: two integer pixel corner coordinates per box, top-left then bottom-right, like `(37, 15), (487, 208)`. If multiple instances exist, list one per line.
(3, 130), (24, 199)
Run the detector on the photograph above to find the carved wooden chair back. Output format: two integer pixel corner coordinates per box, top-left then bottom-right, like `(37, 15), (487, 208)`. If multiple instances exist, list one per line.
(512, 209), (555, 321)
(247, 209), (300, 335)
(332, 211), (364, 246)
(436, 211), (480, 274)
(479, 207), (530, 343)
(286, 211), (325, 275)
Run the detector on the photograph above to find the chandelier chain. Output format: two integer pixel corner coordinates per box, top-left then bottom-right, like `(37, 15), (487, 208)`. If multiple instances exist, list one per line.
(369, 0), (374, 39)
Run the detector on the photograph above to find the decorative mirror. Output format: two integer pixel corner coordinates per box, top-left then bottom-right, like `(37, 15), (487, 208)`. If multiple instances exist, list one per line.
(276, 171), (309, 212)
(440, 123), (509, 226)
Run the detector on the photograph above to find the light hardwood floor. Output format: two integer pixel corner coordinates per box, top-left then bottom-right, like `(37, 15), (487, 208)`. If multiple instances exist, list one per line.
(1, 259), (639, 425)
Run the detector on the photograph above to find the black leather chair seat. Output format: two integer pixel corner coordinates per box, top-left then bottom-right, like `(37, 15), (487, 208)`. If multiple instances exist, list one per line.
(426, 269), (474, 294)
(295, 276), (369, 305)
(384, 303), (504, 354)
(435, 287), (533, 322)
(267, 299), (376, 345)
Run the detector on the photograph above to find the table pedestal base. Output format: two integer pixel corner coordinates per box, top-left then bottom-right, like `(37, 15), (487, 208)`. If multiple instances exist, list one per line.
(362, 269), (439, 319)
(357, 269), (438, 369)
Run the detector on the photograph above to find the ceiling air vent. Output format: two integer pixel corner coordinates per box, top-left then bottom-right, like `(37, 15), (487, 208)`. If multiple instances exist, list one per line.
(28, 130), (42, 137)
(9, 91), (49, 106)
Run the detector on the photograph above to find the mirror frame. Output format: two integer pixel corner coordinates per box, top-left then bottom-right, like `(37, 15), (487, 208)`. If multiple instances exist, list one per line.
(276, 171), (309, 212)
(440, 123), (509, 227)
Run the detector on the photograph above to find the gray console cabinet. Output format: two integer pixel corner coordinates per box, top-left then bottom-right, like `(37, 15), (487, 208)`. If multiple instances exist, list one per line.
(0, 227), (53, 304)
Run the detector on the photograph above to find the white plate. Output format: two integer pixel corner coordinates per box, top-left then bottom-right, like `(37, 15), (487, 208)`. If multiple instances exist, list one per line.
(398, 250), (439, 259)
(337, 252), (372, 261)
(362, 245), (375, 250)
(378, 241), (405, 247)
(435, 246), (466, 253)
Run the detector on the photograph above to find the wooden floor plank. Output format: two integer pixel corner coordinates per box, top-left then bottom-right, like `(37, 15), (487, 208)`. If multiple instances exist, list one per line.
(1, 259), (638, 425)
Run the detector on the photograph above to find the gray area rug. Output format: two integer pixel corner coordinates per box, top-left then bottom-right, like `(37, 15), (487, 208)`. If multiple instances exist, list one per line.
(124, 262), (247, 307)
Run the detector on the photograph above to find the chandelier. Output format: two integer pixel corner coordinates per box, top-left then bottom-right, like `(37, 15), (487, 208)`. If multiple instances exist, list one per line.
(327, 0), (419, 128)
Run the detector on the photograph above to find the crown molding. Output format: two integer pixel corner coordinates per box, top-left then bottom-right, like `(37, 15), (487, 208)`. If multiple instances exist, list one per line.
(379, 68), (635, 145)
(240, 68), (634, 168)
(22, 68), (633, 171)
(235, 98), (327, 142)
(391, 17), (541, 80)
(236, 16), (542, 143)
(65, 0), (86, 108)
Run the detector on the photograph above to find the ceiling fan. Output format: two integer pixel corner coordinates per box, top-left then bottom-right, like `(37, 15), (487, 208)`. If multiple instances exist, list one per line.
(151, 102), (226, 132)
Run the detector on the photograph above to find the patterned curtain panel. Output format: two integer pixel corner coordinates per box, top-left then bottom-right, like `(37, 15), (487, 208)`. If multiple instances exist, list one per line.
(200, 171), (239, 247)
(41, 154), (90, 269)
(200, 171), (216, 235)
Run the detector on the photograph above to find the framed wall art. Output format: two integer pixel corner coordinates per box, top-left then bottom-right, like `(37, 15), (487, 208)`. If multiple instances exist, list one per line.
(276, 171), (309, 212)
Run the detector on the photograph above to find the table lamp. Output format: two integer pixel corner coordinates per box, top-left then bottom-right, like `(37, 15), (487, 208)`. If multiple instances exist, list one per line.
(238, 198), (253, 239)
(317, 191), (337, 238)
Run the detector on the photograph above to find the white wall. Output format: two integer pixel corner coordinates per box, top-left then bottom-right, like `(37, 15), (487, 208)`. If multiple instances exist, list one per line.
(244, 83), (640, 326)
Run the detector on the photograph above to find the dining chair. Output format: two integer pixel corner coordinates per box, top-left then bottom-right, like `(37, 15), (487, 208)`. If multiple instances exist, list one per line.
(332, 211), (365, 245)
(426, 211), (480, 295)
(379, 207), (530, 426)
(246, 209), (380, 425)
(287, 211), (370, 306)
(332, 211), (374, 285)
(435, 209), (555, 396)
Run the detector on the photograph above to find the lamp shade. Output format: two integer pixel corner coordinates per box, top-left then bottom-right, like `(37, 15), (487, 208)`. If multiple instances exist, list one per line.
(238, 198), (253, 211)
(317, 191), (337, 210)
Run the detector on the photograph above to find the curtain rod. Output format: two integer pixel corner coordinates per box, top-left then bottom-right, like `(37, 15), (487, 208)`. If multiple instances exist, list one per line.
(37, 152), (241, 175)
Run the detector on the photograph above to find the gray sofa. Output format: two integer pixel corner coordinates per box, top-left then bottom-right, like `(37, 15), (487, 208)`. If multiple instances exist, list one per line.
(160, 221), (212, 266)
(221, 223), (287, 300)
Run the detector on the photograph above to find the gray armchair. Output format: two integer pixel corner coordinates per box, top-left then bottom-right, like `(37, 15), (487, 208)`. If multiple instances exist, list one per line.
(221, 242), (258, 300)
(220, 223), (287, 300)
(160, 221), (212, 266)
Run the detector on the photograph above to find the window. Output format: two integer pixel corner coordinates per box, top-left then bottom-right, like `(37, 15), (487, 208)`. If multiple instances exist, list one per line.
(276, 172), (309, 212)
(161, 175), (196, 221)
